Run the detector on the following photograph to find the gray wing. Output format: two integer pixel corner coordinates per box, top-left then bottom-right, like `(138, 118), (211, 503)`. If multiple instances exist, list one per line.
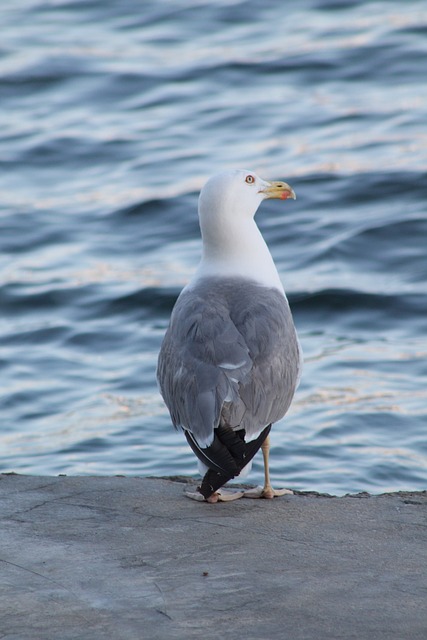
(157, 278), (301, 446)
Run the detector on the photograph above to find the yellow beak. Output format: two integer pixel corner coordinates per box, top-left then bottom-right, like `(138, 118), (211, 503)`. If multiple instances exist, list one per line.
(260, 181), (296, 201)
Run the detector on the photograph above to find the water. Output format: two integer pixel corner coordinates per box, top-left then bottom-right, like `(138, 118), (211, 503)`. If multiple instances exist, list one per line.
(1, 0), (426, 495)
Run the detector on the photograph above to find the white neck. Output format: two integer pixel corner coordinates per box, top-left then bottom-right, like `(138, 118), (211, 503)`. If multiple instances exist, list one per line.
(192, 215), (284, 292)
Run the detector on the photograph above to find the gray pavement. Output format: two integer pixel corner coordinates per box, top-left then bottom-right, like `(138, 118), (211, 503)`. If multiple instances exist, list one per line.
(0, 474), (426, 640)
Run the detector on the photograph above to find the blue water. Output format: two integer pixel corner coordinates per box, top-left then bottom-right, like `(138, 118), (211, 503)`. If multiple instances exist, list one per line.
(1, 0), (426, 495)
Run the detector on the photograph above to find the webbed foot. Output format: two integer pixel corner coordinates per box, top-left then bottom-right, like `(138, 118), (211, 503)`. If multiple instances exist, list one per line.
(185, 488), (245, 502)
(243, 485), (293, 499)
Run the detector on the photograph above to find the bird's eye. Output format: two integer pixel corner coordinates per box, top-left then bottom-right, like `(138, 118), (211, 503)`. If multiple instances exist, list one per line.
(245, 175), (255, 184)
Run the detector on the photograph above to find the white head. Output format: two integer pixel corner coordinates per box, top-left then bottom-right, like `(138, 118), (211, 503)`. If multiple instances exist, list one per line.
(198, 169), (295, 225)
(193, 169), (296, 291)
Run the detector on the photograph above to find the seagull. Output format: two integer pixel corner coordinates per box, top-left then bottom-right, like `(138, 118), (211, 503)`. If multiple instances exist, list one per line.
(157, 169), (302, 503)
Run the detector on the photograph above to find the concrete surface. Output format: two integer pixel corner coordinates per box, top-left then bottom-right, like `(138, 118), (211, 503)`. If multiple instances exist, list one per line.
(0, 474), (425, 640)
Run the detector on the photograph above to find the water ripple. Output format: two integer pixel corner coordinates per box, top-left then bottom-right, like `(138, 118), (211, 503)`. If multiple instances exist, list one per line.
(0, 0), (426, 494)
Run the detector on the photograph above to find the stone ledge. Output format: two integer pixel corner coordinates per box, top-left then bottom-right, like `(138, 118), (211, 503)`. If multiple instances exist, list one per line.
(0, 474), (426, 640)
